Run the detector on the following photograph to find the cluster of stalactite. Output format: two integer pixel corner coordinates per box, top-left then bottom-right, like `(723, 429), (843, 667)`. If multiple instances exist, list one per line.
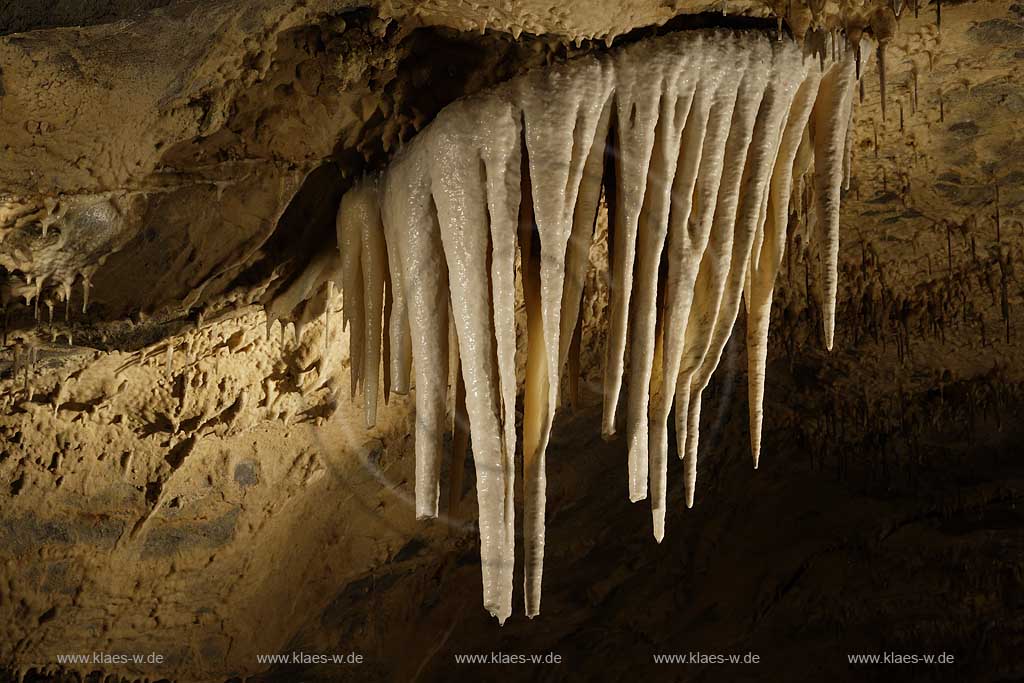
(0, 27), (869, 624)
(265, 28), (869, 623)
(0, 194), (129, 354)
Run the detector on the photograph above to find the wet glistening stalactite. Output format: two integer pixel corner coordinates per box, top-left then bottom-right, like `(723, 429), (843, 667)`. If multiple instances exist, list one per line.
(267, 28), (866, 623)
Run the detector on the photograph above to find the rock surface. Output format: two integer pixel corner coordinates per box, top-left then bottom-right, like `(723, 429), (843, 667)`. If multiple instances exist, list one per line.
(0, 0), (1022, 681)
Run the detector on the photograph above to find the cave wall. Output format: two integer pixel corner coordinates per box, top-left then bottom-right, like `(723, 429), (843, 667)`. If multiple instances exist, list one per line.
(0, 0), (1022, 681)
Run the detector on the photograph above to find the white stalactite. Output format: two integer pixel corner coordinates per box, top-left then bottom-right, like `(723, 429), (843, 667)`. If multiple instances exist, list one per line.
(601, 45), (662, 453)
(648, 56), (719, 540)
(320, 29), (867, 623)
(623, 48), (699, 506)
(380, 143), (450, 520)
(516, 54), (614, 618)
(427, 96), (520, 624)
(382, 196), (413, 397)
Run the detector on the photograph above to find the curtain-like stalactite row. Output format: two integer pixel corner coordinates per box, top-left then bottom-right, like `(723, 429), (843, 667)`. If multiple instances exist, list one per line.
(290, 29), (865, 623)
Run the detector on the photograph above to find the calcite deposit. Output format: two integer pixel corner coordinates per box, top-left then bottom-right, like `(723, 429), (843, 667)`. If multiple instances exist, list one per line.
(1, 0), (1022, 681)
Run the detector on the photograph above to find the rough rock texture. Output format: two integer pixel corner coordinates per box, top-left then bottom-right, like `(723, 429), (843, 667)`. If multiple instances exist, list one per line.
(1, 0), (1022, 681)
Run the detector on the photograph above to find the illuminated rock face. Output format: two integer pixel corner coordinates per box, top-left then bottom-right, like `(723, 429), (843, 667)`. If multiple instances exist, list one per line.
(5, 2), (1021, 680)
(305, 29), (867, 623)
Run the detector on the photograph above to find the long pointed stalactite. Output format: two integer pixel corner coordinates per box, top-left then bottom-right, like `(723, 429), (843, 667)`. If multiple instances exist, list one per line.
(279, 28), (867, 623)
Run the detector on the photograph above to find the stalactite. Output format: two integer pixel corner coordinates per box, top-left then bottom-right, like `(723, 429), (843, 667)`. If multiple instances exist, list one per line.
(427, 95), (521, 623)
(842, 102), (856, 191)
(81, 276), (91, 315)
(317, 29), (867, 623)
(380, 142), (451, 519)
(337, 188), (366, 398)
(450, 356), (470, 518)
(745, 71), (822, 472)
(647, 76), (714, 531)
(517, 54), (613, 616)
(33, 277), (43, 321)
(678, 47), (776, 508)
(871, 7), (897, 122)
(519, 193), (549, 618)
(62, 281), (71, 322)
(811, 51), (858, 351)
(357, 177), (388, 429)
(625, 48), (709, 512)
